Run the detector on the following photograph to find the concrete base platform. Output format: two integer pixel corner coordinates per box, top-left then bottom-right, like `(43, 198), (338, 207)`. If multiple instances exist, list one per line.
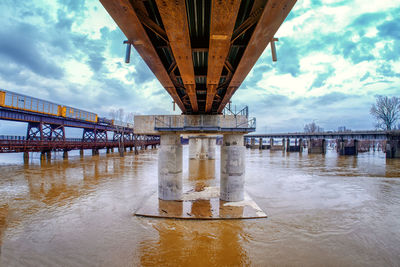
(135, 186), (267, 220)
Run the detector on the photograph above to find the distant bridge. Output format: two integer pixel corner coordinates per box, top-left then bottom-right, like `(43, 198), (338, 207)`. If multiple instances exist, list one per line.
(245, 130), (400, 158)
(245, 130), (400, 140)
(0, 135), (159, 158)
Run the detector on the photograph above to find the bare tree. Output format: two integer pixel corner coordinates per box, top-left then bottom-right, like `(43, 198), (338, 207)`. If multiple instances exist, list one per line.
(370, 95), (400, 130)
(109, 108), (125, 121)
(304, 121), (321, 133)
(125, 112), (134, 124)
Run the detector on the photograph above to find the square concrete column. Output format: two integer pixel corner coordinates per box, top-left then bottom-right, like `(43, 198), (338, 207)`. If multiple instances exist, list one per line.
(189, 136), (216, 160)
(220, 134), (245, 202)
(207, 137), (216, 159)
(158, 134), (182, 200)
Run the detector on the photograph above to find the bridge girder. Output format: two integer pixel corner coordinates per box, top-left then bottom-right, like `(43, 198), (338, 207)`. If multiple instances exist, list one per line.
(100, 0), (297, 114)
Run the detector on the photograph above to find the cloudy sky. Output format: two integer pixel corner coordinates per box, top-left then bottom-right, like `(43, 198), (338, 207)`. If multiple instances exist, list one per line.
(0, 0), (399, 135)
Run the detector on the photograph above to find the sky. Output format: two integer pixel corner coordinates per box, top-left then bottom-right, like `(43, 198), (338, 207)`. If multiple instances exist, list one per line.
(0, 0), (399, 135)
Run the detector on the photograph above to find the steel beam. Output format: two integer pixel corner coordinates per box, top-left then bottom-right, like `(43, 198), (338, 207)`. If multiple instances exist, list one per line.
(99, 0), (186, 112)
(155, 0), (198, 113)
(217, 0), (297, 113)
(205, 0), (241, 113)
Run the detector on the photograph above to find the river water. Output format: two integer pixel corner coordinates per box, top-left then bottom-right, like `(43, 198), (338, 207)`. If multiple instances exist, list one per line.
(0, 146), (399, 266)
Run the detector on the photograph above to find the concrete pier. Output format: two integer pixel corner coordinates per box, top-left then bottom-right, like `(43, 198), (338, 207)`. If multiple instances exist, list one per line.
(285, 138), (303, 152)
(158, 134), (182, 200)
(386, 132), (400, 158)
(189, 136), (216, 160)
(338, 139), (358, 156)
(308, 139), (326, 154)
(80, 149), (84, 157)
(220, 134), (245, 202)
(23, 152), (29, 163)
(63, 150), (68, 159)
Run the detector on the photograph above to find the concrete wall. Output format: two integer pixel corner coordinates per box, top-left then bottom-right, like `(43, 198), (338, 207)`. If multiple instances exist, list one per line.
(134, 115), (250, 134)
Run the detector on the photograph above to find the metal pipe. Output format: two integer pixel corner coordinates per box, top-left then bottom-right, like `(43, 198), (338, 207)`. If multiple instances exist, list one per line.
(125, 41), (132, 64)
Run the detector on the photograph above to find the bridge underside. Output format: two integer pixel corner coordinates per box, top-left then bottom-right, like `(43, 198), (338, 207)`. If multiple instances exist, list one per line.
(100, 0), (296, 114)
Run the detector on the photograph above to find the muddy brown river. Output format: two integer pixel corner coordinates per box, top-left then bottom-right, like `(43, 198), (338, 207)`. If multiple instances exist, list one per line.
(0, 146), (399, 266)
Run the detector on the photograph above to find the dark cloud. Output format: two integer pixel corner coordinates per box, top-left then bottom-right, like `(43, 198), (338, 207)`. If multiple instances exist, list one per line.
(274, 39), (301, 77)
(0, 21), (64, 79)
(378, 20), (400, 40)
(376, 64), (400, 78)
(360, 72), (370, 82)
(309, 66), (334, 89)
(57, 0), (86, 14)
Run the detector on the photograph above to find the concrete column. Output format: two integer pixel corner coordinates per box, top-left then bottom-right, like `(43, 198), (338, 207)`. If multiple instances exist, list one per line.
(189, 137), (201, 160)
(282, 138), (286, 151)
(309, 139), (326, 154)
(63, 150), (68, 159)
(158, 134), (182, 200)
(92, 149), (99, 156)
(40, 151), (46, 161)
(286, 138), (290, 152)
(259, 138), (263, 150)
(46, 151), (51, 160)
(299, 138), (303, 152)
(106, 147), (110, 154)
(189, 136), (216, 160)
(207, 137), (216, 160)
(23, 152), (29, 163)
(220, 134), (245, 202)
(338, 139), (357, 156)
(386, 133), (400, 158)
(80, 149), (84, 157)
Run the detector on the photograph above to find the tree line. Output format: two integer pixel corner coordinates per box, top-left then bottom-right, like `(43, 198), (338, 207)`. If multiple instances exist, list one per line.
(304, 95), (400, 133)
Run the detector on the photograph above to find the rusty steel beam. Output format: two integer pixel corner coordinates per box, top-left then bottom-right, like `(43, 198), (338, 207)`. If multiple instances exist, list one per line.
(205, 0), (241, 113)
(217, 0), (297, 113)
(156, 0), (198, 113)
(99, 0), (186, 112)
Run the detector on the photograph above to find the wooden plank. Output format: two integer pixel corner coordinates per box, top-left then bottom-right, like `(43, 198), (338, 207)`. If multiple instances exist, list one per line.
(99, 0), (186, 112)
(155, 0), (198, 112)
(205, 0), (241, 113)
(217, 0), (297, 113)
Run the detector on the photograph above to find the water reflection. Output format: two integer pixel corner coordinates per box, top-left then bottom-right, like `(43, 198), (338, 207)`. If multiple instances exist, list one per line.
(189, 159), (215, 180)
(139, 219), (248, 266)
(0, 147), (400, 266)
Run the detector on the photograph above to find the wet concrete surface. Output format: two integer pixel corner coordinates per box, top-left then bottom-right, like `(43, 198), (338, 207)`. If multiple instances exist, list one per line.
(0, 147), (400, 266)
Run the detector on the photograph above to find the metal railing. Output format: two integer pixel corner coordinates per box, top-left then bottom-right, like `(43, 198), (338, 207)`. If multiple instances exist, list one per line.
(154, 115), (256, 132)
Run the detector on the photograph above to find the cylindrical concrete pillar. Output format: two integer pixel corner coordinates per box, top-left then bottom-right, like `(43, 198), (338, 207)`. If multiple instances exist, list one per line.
(220, 134), (245, 202)
(207, 137), (216, 159)
(23, 152), (29, 163)
(158, 134), (182, 200)
(189, 137), (201, 160)
(63, 150), (68, 159)
(80, 149), (84, 157)
(259, 138), (262, 150)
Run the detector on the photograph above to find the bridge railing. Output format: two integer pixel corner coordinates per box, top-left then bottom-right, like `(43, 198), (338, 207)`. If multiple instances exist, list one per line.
(154, 115), (256, 132)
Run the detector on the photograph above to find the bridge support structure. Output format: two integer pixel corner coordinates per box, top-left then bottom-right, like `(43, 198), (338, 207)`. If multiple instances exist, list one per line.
(189, 136), (216, 160)
(285, 138), (303, 152)
(27, 122), (65, 141)
(337, 139), (358, 156)
(386, 132), (400, 158)
(220, 134), (245, 202)
(158, 134), (183, 200)
(308, 139), (326, 154)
